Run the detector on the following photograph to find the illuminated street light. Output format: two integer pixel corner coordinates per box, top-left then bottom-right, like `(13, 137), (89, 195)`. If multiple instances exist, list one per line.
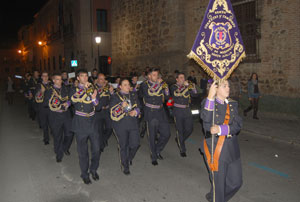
(95, 36), (101, 44)
(95, 36), (101, 72)
(18, 50), (22, 54)
(38, 41), (43, 46)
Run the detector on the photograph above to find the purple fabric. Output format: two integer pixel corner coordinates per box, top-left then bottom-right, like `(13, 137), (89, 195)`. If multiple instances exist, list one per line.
(92, 98), (99, 106)
(135, 108), (140, 117)
(219, 125), (229, 136)
(204, 98), (214, 111)
(189, 0), (245, 80)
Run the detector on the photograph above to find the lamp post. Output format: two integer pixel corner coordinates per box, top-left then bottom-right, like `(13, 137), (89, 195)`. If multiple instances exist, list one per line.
(95, 36), (101, 72)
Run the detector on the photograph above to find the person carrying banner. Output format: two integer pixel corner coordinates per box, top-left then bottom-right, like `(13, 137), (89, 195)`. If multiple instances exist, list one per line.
(200, 80), (243, 202)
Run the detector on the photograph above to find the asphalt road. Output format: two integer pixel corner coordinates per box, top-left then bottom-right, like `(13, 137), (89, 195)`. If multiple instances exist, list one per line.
(0, 94), (299, 202)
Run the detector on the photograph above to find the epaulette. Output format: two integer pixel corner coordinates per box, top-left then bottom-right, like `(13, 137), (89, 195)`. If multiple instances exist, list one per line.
(227, 98), (237, 103)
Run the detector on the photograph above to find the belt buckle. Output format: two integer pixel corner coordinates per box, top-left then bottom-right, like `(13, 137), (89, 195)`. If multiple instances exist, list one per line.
(227, 134), (232, 139)
(85, 113), (89, 117)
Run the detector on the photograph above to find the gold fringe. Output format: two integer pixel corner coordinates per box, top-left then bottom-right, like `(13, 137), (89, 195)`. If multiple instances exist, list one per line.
(187, 51), (246, 81)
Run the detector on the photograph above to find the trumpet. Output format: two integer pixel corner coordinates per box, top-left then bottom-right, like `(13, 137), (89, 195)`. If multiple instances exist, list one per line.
(161, 81), (168, 89)
(86, 83), (95, 96)
(188, 81), (195, 90)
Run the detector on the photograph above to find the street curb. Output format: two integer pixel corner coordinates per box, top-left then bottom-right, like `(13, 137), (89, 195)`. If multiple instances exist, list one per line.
(242, 129), (300, 147)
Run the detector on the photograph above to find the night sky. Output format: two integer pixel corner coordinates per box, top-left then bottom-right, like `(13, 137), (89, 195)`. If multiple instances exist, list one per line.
(0, 0), (48, 48)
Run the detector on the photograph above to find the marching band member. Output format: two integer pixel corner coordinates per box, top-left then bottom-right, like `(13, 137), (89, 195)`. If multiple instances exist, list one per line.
(110, 79), (141, 175)
(170, 72), (197, 157)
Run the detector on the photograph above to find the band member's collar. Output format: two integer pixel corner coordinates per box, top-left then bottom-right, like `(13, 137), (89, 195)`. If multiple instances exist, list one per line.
(96, 83), (103, 88)
(176, 82), (184, 88)
(42, 81), (48, 85)
(120, 90), (129, 95)
(78, 83), (85, 89)
(216, 97), (228, 105)
(53, 84), (61, 89)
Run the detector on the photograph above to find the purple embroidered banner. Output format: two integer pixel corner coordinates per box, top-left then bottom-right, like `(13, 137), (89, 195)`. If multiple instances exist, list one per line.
(188, 0), (246, 80)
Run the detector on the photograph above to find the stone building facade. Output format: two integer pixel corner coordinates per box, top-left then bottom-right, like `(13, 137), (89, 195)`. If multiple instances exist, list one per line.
(18, 0), (112, 74)
(111, 0), (300, 99)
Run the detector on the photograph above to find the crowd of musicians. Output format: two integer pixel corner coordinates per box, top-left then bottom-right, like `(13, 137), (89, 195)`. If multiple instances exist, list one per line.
(21, 67), (243, 202)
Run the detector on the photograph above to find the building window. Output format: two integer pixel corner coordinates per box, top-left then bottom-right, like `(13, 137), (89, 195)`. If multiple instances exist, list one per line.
(96, 9), (108, 32)
(53, 56), (56, 70)
(48, 57), (51, 71)
(233, 0), (261, 62)
(59, 55), (62, 70)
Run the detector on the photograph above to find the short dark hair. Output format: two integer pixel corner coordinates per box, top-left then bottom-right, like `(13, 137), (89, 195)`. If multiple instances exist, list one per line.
(41, 71), (48, 75)
(61, 70), (67, 74)
(174, 70), (179, 74)
(176, 72), (185, 79)
(76, 68), (88, 77)
(120, 78), (129, 86)
(52, 72), (62, 78)
(149, 67), (160, 73)
(92, 68), (98, 72)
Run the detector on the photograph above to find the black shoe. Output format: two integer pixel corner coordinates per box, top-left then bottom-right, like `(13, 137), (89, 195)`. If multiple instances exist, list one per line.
(205, 193), (212, 202)
(100, 148), (104, 152)
(82, 177), (92, 185)
(129, 160), (133, 166)
(157, 153), (164, 160)
(91, 172), (99, 181)
(44, 141), (49, 145)
(180, 152), (187, 157)
(56, 156), (62, 163)
(152, 160), (158, 166)
(64, 150), (70, 156)
(123, 169), (130, 175)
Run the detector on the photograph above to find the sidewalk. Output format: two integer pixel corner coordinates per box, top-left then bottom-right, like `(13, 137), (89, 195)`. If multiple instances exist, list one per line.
(242, 111), (300, 146)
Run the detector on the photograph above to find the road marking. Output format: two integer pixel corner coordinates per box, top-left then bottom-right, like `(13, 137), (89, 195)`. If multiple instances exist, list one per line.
(249, 162), (289, 179)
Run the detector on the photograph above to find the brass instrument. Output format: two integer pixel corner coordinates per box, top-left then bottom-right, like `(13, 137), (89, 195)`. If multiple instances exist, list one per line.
(187, 81), (195, 90)
(86, 83), (95, 96)
(161, 80), (168, 89)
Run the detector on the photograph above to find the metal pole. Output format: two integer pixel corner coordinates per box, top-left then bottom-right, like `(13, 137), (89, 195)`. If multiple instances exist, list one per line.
(97, 45), (100, 72)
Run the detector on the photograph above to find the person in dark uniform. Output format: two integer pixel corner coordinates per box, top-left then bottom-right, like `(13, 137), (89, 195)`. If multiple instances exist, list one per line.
(170, 72), (197, 157)
(130, 74), (140, 92)
(23, 73), (34, 119)
(26, 71), (40, 121)
(35, 72), (51, 145)
(200, 80), (243, 202)
(95, 73), (114, 152)
(139, 68), (171, 166)
(62, 71), (70, 86)
(70, 69), (101, 184)
(43, 73), (73, 162)
(31, 70), (41, 124)
(88, 68), (98, 84)
(110, 79), (141, 175)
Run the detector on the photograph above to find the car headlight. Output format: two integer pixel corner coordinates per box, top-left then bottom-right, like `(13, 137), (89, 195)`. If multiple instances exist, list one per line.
(191, 110), (199, 115)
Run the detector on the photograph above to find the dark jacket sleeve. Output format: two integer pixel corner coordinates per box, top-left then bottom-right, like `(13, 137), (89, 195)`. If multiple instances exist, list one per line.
(228, 102), (243, 135)
(200, 98), (213, 133)
(43, 88), (52, 107)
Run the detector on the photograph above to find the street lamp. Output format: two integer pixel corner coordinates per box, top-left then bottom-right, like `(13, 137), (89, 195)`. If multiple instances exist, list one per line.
(95, 36), (101, 72)
(18, 50), (22, 54)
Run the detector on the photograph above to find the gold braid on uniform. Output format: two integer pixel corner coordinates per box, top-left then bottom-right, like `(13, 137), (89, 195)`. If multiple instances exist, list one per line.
(71, 87), (93, 104)
(110, 92), (137, 121)
(35, 84), (46, 103)
(96, 84), (110, 98)
(49, 87), (68, 112)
